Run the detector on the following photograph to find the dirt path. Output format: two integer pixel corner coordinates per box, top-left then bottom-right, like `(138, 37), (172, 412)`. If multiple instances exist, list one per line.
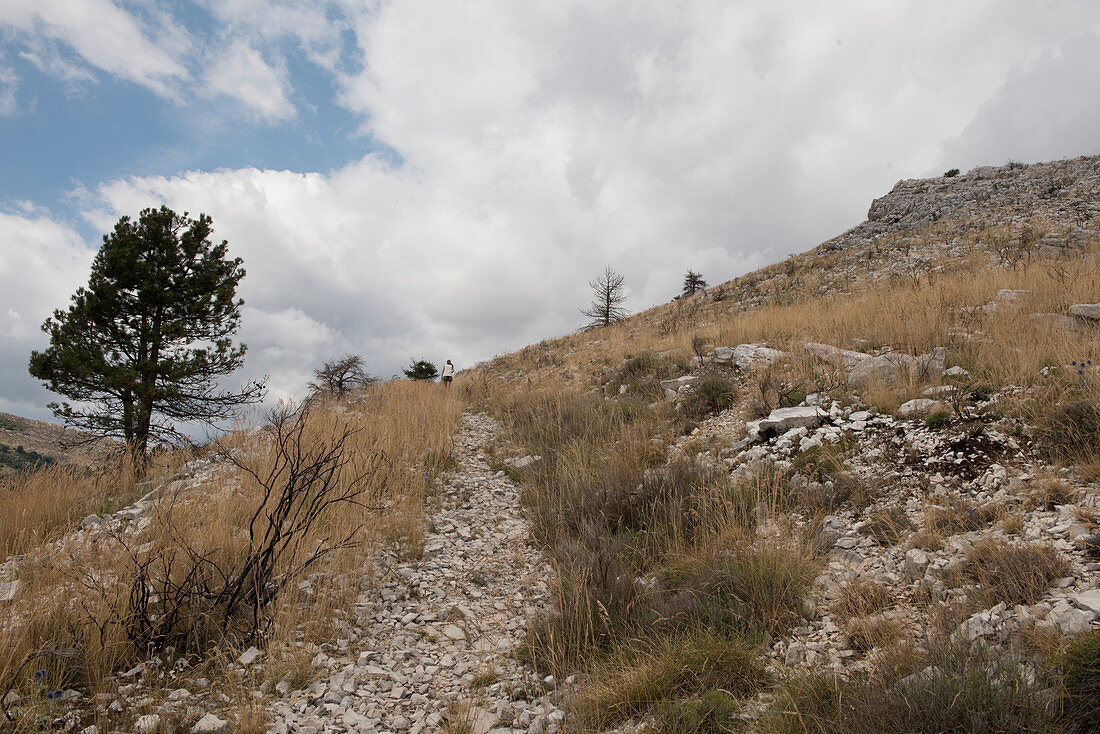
(266, 412), (563, 734)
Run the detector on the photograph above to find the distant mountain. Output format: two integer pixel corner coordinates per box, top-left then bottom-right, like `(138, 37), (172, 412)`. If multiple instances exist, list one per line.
(0, 411), (117, 475)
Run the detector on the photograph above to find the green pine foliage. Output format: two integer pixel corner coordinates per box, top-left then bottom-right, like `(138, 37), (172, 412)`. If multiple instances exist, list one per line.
(403, 358), (439, 381)
(28, 206), (264, 458)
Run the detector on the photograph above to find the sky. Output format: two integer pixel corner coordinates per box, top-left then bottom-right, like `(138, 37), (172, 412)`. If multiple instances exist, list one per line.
(2, 1), (1100, 423)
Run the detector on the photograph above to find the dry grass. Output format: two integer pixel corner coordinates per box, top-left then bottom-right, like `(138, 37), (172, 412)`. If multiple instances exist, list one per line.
(1028, 477), (1079, 511)
(833, 578), (894, 624)
(0, 450), (188, 558)
(962, 538), (1070, 606)
(571, 630), (768, 730)
(0, 380), (460, 723)
(859, 505), (914, 546)
(924, 494), (999, 536)
(845, 616), (904, 654)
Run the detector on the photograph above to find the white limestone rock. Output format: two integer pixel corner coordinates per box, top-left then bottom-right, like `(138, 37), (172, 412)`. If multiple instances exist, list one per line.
(659, 375), (698, 392)
(745, 406), (828, 442)
(192, 713), (228, 733)
(898, 399), (944, 416)
(134, 715), (161, 734)
(1068, 303), (1100, 321)
(238, 646), (262, 666)
(0, 580), (22, 603)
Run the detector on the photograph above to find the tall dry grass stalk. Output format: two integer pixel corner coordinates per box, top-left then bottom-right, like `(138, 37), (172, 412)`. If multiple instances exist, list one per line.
(0, 380), (461, 710)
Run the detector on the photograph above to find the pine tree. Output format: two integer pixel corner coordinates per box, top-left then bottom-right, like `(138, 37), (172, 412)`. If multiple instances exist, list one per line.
(28, 206), (265, 459)
(403, 358), (438, 381)
(682, 270), (708, 297)
(581, 266), (629, 328)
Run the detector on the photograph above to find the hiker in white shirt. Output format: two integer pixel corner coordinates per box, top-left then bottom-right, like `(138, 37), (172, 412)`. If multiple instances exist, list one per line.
(441, 359), (455, 386)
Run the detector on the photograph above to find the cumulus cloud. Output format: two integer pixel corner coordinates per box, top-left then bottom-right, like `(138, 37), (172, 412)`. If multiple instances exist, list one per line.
(0, 0), (190, 97)
(203, 41), (297, 122)
(0, 209), (95, 417)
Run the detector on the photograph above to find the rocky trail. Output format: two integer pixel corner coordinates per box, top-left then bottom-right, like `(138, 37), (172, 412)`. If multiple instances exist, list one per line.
(267, 412), (563, 734)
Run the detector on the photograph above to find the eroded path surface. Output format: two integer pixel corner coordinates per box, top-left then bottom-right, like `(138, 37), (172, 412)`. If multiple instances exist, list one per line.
(268, 413), (562, 734)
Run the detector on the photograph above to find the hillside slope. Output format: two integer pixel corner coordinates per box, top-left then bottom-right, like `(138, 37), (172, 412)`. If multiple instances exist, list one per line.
(469, 155), (1100, 732)
(0, 411), (117, 475)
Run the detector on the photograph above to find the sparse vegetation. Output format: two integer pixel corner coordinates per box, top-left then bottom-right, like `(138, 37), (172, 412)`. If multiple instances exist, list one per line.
(758, 643), (1062, 734)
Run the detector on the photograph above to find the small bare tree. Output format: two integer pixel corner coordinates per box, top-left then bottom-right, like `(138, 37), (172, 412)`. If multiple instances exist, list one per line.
(581, 266), (629, 329)
(681, 270), (707, 297)
(308, 354), (376, 400)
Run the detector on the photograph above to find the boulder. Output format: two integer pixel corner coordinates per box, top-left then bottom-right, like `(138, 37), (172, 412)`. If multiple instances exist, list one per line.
(847, 347), (946, 388)
(804, 342), (869, 369)
(659, 376), (698, 392)
(943, 366), (970, 379)
(715, 344), (786, 370)
(898, 399), (944, 416)
(1069, 303), (1100, 321)
(745, 407), (827, 441)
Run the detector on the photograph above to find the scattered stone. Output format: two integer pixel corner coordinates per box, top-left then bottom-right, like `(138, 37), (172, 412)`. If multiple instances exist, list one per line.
(898, 399), (944, 416)
(1068, 303), (1100, 321)
(191, 713), (228, 733)
(237, 646), (262, 666)
(0, 580), (21, 603)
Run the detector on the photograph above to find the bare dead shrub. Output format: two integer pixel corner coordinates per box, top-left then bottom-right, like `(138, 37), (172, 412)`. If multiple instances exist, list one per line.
(122, 405), (385, 653)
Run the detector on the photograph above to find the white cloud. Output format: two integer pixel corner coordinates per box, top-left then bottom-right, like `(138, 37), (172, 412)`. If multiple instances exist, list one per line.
(0, 0), (190, 97)
(0, 65), (17, 115)
(0, 210), (96, 417)
(203, 41), (296, 122)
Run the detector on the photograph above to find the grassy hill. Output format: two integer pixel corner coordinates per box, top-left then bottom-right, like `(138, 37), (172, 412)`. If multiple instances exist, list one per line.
(1, 155), (1097, 732)
(461, 155), (1100, 731)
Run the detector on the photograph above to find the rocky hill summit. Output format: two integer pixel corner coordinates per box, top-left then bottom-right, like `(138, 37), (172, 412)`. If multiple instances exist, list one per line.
(839, 156), (1100, 251)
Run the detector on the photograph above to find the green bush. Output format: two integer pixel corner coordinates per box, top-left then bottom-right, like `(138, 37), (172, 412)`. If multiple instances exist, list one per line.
(924, 410), (952, 429)
(576, 631), (768, 730)
(0, 444), (54, 472)
(680, 373), (737, 418)
(758, 644), (1061, 734)
(944, 168), (960, 177)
